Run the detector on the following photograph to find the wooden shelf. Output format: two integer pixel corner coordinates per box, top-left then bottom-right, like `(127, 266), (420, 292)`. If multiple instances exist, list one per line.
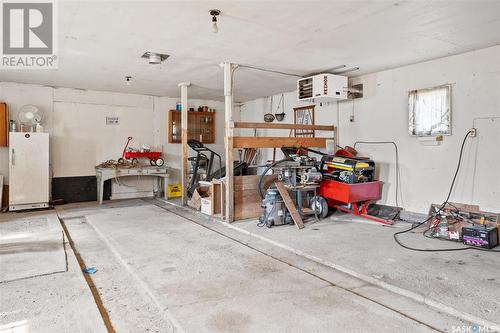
(168, 110), (216, 144)
(234, 121), (335, 131)
(233, 136), (328, 148)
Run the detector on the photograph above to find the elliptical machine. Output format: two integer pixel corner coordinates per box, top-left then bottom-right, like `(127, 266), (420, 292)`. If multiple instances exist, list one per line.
(187, 139), (222, 196)
(187, 139), (248, 196)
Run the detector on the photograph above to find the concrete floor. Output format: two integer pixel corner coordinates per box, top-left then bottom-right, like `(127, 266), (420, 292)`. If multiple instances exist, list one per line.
(232, 212), (500, 328)
(0, 211), (106, 332)
(0, 213), (66, 283)
(0, 199), (498, 332)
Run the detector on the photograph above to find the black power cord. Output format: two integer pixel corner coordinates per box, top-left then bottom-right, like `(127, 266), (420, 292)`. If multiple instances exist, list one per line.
(393, 130), (500, 252)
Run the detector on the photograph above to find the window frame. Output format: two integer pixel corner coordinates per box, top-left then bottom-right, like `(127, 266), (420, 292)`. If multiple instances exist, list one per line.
(408, 84), (452, 137)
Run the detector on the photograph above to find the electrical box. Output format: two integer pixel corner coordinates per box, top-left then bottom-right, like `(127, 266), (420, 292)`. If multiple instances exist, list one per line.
(297, 74), (348, 101)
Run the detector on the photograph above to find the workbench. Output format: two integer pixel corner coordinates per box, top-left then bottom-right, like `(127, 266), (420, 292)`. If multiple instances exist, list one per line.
(95, 166), (169, 205)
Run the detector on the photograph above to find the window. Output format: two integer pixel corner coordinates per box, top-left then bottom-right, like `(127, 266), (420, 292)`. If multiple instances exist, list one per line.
(408, 85), (451, 136)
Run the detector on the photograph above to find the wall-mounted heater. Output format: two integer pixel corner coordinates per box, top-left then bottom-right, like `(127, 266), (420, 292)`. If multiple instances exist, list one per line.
(297, 73), (348, 101)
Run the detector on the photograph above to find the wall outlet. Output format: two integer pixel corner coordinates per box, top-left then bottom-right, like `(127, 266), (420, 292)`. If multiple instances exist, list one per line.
(469, 128), (477, 137)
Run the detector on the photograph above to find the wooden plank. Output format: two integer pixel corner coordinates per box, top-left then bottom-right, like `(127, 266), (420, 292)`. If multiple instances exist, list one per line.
(223, 62), (234, 222)
(234, 175), (262, 184)
(233, 137), (327, 149)
(275, 181), (304, 229)
(234, 175), (278, 192)
(234, 175), (277, 185)
(211, 180), (225, 218)
(179, 83), (190, 206)
(293, 105), (315, 138)
(234, 204), (259, 220)
(293, 104), (316, 111)
(234, 191), (261, 202)
(233, 175), (278, 221)
(234, 121), (334, 131)
(234, 178), (271, 195)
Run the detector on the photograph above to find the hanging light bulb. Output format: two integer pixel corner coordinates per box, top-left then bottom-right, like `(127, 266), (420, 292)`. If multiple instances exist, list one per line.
(210, 9), (220, 34)
(212, 19), (218, 34)
(125, 75), (132, 86)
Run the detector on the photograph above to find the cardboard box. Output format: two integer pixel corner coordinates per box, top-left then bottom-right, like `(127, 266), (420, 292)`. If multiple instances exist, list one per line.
(201, 197), (213, 215)
(188, 186), (210, 210)
(167, 183), (182, 198)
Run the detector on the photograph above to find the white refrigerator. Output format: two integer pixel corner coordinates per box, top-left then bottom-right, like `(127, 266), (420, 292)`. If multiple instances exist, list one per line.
(9, 132), (50, 211)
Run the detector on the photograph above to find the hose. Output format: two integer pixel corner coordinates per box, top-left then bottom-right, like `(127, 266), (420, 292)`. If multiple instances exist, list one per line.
(258, 158), (292, 199)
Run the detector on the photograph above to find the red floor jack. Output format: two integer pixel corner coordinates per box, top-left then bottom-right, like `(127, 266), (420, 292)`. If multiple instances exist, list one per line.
(317, 148), (394, 225)
(118, 137), (164, 166)
(318, 179), (393, 225)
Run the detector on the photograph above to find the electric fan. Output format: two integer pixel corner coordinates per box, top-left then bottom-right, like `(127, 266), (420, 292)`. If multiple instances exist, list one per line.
(18, 104), (44, 131)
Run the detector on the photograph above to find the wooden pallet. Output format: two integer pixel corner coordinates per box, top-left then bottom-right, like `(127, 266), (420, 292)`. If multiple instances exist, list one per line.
(275, 181), (304, 229)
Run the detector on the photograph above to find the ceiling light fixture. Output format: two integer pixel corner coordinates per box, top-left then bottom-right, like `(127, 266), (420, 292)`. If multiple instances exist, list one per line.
(125, 75), (132, 85)
(210, 9), (220, 33)
(141, 52), (170, 64)
(332, 67), (360, 75)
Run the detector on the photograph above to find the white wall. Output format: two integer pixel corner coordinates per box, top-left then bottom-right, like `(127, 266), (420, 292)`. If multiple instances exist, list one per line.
(240, 45), (500, 213)
(0, 82), (227, 198)
(52, 88), (155, 177)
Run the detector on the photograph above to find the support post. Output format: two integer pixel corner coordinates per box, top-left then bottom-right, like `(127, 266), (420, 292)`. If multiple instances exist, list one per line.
(178, 82), (191, 206)
(222, 62), (234, 222)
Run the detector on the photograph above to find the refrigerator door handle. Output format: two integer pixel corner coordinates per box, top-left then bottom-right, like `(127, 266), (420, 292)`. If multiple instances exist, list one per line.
(11, 148), (14, 166)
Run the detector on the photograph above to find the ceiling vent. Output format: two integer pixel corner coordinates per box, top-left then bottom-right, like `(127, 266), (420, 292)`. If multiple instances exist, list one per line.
(141, 52), (170, 64)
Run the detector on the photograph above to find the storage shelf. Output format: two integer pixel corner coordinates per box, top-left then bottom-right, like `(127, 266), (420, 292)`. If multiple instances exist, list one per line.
(168, 110), (215, 144)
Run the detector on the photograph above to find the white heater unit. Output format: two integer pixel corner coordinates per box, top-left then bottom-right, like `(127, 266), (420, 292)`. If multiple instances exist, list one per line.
(297, 73), (348, 101)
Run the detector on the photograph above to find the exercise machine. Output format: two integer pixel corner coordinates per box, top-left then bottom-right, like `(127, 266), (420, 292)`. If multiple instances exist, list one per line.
(188, 139), (247, 195)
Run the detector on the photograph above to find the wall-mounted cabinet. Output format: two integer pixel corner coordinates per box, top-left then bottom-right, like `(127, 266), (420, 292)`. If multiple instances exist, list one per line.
(0, 103), (8, 146)
(168, 110), (215, 144)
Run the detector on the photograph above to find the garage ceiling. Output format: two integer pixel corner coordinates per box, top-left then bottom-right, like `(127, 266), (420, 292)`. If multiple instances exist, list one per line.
(2, 0), (500, 101)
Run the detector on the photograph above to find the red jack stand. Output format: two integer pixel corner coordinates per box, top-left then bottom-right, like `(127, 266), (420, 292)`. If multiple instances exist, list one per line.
(335, 202), (394, 225)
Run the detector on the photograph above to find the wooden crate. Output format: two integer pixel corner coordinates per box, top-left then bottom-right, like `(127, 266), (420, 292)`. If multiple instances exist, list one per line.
(234, 175), (277, 221)
(211, 179), (225, 218)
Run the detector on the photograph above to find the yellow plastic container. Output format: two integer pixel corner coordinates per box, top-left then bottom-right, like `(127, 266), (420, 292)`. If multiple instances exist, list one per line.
(167, 184), (182, 198)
